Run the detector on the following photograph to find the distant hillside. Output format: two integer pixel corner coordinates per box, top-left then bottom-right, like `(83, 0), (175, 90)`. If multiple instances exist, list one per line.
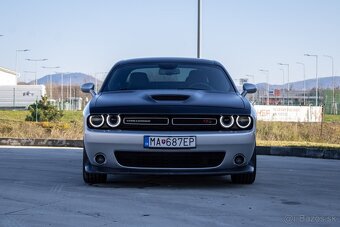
(30, 73), (102, 86)
(256, 76), (340, 90)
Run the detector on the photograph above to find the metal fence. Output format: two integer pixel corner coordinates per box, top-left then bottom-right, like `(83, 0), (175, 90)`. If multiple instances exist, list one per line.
(1, 84), (339, 115)
(0, 85), (90, 111)
(0, 85), (45, 109)
(251, 88), (339, 115)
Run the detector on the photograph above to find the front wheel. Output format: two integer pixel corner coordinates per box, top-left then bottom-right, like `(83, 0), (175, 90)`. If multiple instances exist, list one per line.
(83, 148), (107, 184)
(231, 149), (256, 184)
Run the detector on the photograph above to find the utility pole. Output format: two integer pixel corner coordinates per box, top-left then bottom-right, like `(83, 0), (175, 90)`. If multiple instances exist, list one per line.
(197, 0), (201, 58)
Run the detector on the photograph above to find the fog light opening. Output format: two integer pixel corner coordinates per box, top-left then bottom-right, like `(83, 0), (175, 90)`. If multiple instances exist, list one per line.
(94, 154), (106, 165)
(234, 154), (246, 166)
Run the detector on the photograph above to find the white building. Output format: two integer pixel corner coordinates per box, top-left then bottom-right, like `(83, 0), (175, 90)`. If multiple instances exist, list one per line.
(0, 66), (46, 109)
(0, 67), (17, 85)
(0, 85), (46, 109)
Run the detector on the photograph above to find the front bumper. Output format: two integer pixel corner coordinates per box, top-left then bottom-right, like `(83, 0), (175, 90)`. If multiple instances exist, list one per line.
(84, 128), (256, 175)
(85, 162), (254, 175)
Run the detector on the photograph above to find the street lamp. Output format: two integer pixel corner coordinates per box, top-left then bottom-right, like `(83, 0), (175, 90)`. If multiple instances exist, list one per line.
(42, 66), (60, 99)
(197, 0), (201, 58)
(278, 63), (290, 105)
(26, 58), (48, 85)
(323, 55), (336, 113)
(54, 71), (72, 111)
(15, 49), (30, 77)
(296, 62), (306, 106)
(259, 69), (270, 105)
(245, 74), (255, 83)
(69, 73), (74, 111)
(279, 69), (285, 105)
(94, 72), (108, 93)
(55, 71), (64, 110)
(304, 54), (318, 106)
(245, 75), (255, 103)
(23, 71), (36, 84)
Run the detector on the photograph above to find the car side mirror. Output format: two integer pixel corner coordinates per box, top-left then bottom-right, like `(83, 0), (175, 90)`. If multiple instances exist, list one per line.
(81, 83), (96, 96)
(241, 83), (257, 97)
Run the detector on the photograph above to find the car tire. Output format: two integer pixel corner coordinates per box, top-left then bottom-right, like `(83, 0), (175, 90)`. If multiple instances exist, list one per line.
(231, 148), (256, 184)
(83, 148), (107, 184)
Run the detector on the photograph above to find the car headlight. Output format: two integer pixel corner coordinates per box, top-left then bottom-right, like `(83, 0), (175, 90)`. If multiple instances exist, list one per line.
(236, 116), (252, 129)
(106, 114), (121, 128)
(220, 115), (234, 128)
(88, 115), (105, 128)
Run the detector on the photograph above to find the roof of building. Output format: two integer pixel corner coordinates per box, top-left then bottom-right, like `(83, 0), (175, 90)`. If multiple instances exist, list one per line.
(0, 67), (17, 76)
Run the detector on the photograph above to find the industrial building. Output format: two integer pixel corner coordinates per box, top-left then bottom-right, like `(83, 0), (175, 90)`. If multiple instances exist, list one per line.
(0, 66), (45, 109)
(0, 67), (17, 85)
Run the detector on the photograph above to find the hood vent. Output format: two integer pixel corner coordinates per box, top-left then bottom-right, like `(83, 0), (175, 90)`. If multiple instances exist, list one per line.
(151, 94), (190, 101)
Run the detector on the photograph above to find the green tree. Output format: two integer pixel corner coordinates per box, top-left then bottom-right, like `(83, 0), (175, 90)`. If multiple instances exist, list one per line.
(26, 95), (63, 122)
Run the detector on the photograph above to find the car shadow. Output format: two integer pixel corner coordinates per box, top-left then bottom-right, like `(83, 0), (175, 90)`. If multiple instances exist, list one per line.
(91, 175), (249, 189)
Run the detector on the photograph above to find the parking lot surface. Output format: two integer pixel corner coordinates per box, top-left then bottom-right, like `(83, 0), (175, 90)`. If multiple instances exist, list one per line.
(0, 146), (339, 227)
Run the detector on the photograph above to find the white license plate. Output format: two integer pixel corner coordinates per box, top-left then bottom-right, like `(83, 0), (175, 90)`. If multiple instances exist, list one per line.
(144, 136), (196, 149)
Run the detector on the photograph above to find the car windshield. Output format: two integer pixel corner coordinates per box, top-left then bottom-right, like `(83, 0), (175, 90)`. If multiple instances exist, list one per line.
(101, 63), (235, 93)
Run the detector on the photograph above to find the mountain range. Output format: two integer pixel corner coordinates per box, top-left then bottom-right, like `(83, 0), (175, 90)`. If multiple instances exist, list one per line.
(29, 73), (100, 86)
(249, 76), (340, 91)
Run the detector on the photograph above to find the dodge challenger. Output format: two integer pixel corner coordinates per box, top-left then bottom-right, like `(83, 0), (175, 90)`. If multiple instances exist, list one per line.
(81, 57), (257, 184)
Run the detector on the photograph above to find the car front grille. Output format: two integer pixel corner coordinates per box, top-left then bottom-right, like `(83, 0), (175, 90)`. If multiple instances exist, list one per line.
(119, 114), (222, 131)
(114, 151), (225, 168)
(123, 117), (169, 125)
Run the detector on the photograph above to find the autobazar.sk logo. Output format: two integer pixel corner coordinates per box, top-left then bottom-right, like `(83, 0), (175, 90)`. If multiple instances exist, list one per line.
(283, 215), (337, 224)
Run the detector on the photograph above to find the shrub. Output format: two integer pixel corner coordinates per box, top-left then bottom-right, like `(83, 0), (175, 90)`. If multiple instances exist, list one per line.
(25, 95), (63, 122)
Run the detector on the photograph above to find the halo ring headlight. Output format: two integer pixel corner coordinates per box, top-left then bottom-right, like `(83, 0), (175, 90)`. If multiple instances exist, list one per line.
(89, 115), (105, 128)
(220, 115), (234, 128)
(106, 114), (121, 128)
(236, 116), (252, 129)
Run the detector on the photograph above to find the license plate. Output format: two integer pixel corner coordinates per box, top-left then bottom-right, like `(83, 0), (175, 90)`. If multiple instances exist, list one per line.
(144, 136), (196, 149)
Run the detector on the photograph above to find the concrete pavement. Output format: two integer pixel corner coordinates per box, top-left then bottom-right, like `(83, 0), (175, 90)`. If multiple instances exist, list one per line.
(0, 146), (339, 227)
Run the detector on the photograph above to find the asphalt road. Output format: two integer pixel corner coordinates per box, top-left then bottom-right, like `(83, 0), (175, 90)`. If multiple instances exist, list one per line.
(0, 147), (339, 227)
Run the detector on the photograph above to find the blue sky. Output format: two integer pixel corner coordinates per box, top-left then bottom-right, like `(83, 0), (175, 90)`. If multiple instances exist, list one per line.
(0, 0), (339, 84)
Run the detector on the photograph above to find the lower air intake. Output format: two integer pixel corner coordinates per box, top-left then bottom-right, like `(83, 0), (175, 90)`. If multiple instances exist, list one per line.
(115, 151), (225, 168)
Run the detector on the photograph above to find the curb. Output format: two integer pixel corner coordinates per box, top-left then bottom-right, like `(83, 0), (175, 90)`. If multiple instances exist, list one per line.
(0, 138), (83, 148)
(256, 146), (340, 160)
(0, 138), (339, 160)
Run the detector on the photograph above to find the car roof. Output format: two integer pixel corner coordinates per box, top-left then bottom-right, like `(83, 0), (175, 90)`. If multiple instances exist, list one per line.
(115, 57), (221, 66)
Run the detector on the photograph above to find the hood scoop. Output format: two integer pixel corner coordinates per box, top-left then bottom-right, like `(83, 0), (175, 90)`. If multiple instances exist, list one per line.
(150, 94), (190, 101)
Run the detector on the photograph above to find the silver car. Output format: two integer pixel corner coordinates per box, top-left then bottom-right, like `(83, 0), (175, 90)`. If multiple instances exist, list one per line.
(81, 57), (257, 184)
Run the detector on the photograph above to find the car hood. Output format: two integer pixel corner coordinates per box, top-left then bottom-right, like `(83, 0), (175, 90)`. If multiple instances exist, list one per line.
(89, 90), (250, 115)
